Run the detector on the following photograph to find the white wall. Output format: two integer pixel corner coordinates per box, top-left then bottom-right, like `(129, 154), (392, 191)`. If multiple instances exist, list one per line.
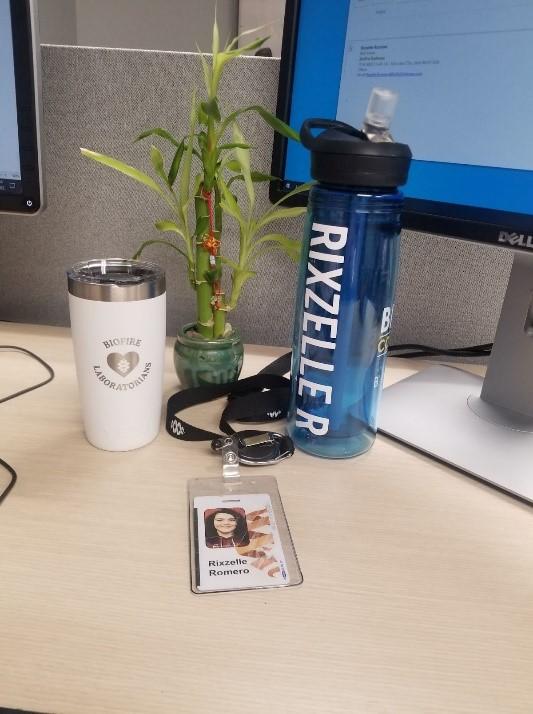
(74, 0), (238, 52)
(37, 0), (77, 44)
(238, 0), (286, 57)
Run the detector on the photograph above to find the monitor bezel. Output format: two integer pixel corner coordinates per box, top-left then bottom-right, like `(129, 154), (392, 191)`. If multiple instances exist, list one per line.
(0, 0), (44, 215)
(270, 0), (533, 252)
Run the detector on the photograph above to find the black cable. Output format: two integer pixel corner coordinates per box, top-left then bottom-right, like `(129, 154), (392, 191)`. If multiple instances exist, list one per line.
(0, 346), (55, 505)
(0, 345), (55, 403)
(389, 342), (493, 359)
(0, 457), (17, 506)
(248, 343), (492, 375)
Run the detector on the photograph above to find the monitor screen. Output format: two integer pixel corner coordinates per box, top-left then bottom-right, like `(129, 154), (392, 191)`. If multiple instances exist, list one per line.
(271, 0), (533, 249)
(0, 0), (22, 190)
(0, 0), (44, 214)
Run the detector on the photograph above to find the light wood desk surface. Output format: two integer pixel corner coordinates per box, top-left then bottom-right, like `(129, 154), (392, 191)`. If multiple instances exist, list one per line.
(0, 323), (532, 714)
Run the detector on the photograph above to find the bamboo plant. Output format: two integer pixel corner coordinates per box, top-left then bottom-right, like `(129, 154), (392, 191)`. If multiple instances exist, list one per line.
(81, 21), (311, 339)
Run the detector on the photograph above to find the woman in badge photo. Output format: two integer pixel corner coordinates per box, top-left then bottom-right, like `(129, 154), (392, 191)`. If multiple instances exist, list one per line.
(204, 508), (250, 548)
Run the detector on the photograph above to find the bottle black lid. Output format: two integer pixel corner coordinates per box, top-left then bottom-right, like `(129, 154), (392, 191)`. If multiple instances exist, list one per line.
(300, 119), (412, 188)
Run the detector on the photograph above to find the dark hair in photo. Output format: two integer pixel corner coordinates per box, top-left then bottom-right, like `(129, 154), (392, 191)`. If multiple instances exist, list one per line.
(204, 508), (250, 545)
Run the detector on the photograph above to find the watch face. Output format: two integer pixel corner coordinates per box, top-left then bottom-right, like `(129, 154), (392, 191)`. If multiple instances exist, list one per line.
(0, 0), (43, 215)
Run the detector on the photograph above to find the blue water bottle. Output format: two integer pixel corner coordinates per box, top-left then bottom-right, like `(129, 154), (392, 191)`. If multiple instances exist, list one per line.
(287, 119), (412, 458)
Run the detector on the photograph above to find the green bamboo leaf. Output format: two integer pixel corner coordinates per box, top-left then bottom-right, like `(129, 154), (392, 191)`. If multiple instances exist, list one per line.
(220, 255), (240, 271)
(227, 173), (244, 187)
(198, 48), (213, 95)
(150, 145), (168, 187)
(218, 105), (300, 142)
(132, 238), (189, 262)
(154, 219), (185, 238)
(226, 25), (268, 51)
(218, 177), (245, 229)
(224, 36), (269, 57)
(153, 221), (194, 265)
(222, 164), (273, 186)
(198, 131), (207, 151)
(252, 233), (301, 261)
(212, 15), (220, 57)
(251, 171), (277, 182)
(267, 206), (308, 220)
(233, 123), (254, 209)
(268, 180), (313, 212)
(193, 173), (203, 196)
(255, 205), (307, 231)
(201, 98), (221, 122)
(197, 103), (209, 125)
(135, 128), (181, 147)
(220, 199), (242, 225)
(253, 107), (300, 141)
(227, 268), (257, 309)
(168, 141), (185, 186)
(218, 142), (251, 152)
(225, 159), (241, 172)
(81, 148), (164, 196)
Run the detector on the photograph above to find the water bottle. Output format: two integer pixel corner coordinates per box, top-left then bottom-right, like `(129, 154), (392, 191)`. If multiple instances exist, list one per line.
(287, 118), (412, 458)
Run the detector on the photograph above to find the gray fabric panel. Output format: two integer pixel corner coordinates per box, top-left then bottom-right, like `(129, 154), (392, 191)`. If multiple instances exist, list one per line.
(0, 45), (511, 347)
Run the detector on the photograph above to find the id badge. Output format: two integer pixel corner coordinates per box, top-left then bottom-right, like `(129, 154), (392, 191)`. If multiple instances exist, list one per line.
(189, 475), (302, 594)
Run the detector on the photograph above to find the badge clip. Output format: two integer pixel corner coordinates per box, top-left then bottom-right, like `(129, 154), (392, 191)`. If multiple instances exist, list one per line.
(211, 431), (294, 467)
(218, 435), (241, 482)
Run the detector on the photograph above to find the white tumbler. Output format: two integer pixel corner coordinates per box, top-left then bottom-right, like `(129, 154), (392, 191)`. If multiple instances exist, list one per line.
(68, 258), (166, 451)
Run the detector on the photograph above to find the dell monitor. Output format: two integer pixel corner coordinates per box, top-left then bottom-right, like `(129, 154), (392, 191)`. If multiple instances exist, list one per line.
(0, 0), (44, 214)
(272, 0), (533, 502)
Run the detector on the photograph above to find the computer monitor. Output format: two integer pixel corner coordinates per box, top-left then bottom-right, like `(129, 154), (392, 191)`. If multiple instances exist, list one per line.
(0, 0), (44, 214)
(272, 0), (533, 502)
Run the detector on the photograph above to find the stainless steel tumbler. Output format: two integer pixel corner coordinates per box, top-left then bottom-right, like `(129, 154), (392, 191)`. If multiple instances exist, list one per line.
(67, 258), (166, 451)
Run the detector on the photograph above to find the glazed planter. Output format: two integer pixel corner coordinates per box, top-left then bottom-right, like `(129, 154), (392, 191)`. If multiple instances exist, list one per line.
(174, 322), (244, 388)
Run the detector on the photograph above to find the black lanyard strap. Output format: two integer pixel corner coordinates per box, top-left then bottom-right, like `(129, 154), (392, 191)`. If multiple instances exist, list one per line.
(219, 384), (290, 430)
(165, 352), (295, 466)
(166, 371), (291, 443)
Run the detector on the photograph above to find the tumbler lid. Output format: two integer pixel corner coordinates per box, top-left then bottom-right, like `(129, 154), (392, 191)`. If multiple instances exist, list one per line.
(300, 118), (412, 188)
(67, 258), (165, 302)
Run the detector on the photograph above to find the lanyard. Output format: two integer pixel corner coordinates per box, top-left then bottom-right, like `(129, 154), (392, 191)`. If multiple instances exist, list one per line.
(165, 352), (294, 465)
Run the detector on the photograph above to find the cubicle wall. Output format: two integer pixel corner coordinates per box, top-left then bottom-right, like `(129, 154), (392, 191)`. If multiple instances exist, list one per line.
(0, 46), (512, 347)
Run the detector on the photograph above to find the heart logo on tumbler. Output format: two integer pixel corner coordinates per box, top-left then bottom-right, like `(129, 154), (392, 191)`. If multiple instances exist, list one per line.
(107, 351), (140, 377)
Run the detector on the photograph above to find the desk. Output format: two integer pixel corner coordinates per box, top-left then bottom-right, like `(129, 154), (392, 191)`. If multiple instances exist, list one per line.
(1, 323), (532, 714)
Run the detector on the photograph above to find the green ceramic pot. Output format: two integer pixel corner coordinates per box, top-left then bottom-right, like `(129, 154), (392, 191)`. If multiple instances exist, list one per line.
(174, 322), (244, 388)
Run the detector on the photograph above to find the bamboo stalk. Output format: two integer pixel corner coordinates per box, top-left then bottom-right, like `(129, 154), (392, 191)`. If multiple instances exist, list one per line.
(213, 285), (226, 337)
(194, 192), (214, 338)
(212, 183), (227, 338)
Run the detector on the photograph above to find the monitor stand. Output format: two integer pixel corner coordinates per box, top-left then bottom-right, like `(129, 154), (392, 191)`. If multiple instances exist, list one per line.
(379, 250), (533, 503)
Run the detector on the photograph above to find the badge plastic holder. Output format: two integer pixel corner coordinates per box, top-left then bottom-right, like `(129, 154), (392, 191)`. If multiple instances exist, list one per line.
(189, 435), (303, 594)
